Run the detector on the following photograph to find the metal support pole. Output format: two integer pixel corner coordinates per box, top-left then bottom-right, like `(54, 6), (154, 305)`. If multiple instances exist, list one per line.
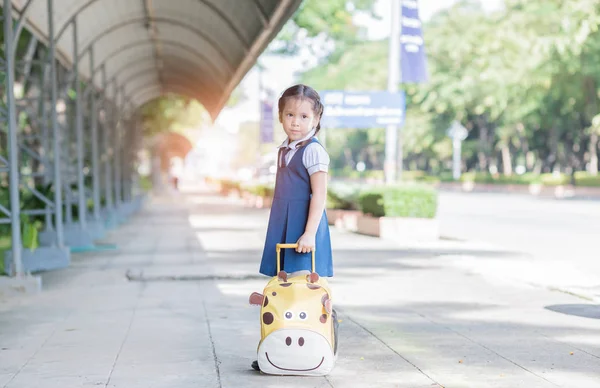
(41, 63), (53, 230)
(385, 0), (402, 184)
(121, 112), (129, 203)
(4, 0), (23, 275)
(453, 139), (462, 181)
(63, 65), (73, 226)
(130, 113), (140, 197)
(21, 35), (38, 87)
(89, 48), (101, 221)
(101, 66), (113, 212)
(395, 3), (405, 182)
(48, 0), (65, 247)
(113, 85), (121, 208)
(72, 19), (87, 228)
(126, 107), (136, 202)
(126, 109), (136, 202)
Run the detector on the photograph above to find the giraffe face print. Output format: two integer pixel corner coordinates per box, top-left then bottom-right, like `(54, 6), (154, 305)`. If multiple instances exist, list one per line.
(249, 273), (335, 375)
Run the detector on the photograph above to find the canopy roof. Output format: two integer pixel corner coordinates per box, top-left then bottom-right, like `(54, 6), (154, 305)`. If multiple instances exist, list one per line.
(10, 0), (301, 118)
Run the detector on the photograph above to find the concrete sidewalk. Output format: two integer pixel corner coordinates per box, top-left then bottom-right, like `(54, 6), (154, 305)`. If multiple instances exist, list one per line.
(1, 188), (599, 388)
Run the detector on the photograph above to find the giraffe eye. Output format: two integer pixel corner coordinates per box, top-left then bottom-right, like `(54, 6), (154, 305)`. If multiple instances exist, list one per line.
(284, 311), (293, 320)
(299, 312), (307, 320)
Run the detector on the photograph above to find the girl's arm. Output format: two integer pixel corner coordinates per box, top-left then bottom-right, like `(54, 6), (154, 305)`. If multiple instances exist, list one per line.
(297, 171), (328, 253)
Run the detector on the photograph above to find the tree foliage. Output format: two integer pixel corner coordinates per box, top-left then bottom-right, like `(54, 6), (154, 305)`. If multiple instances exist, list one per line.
(269, 0), (377, 60)
(301, 0), (600, 176)
(139, 95), (207, 138)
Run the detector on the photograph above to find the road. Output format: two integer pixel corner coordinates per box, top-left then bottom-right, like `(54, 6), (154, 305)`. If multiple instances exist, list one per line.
(437, 191), (600, 297)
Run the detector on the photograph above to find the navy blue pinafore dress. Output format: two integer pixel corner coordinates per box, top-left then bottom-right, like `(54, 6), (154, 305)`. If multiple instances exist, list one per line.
(259, 137), (333, 277)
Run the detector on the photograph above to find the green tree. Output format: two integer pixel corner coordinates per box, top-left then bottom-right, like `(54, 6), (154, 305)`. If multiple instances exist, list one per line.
(270, 0), (377, 61)
(295, 0), (600, 178)
(139, 95), (207, 137)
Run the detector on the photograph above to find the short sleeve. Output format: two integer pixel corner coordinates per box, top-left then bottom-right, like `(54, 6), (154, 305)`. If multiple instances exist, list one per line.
(302, 143), (330, 175)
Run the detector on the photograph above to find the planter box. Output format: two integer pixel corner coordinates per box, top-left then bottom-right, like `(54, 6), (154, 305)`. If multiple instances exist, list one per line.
(326, 209), (343, 226)
(4, 245), (71, 274)
(327, 209), (361, 232)
(356, 213), (439, 242)
(242, 193), (257, 207)
(241, 192), (273, 208)
(256, 196), (273, 209)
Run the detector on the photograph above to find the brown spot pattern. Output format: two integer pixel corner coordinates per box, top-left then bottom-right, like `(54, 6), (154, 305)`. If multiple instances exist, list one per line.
(299, 337), (305, 346)
(280, 283), (292, 287)
(306, 284), (321, 290)
(320, 314), (328, 324)
(272, 291), (277, 296)
(263, 312), (274, 325)
(263, 296), (269, 307)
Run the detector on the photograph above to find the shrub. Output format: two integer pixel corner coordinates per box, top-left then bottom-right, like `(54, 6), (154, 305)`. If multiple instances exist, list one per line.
(241, 182), (274, 197)
(574, 172), (600, 187)
(329, 168), (384, 181)
(401, 170), (441, 183)
(438, 172), (455, 182)
(220, 179), (241, 194)
(359, 184), (438, 219)
(0, 236), (9, 275)
(401, 171), (427, 181)
(380, 170), (600, 187)
(540, 173), (570, 186)
(327, 183), (360, 210)
(139, 175), (153, 191)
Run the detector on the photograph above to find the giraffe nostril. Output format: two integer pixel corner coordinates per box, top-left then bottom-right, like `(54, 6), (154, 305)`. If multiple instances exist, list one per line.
(298, 337), (305, 346)
(286, 337), (292, 346)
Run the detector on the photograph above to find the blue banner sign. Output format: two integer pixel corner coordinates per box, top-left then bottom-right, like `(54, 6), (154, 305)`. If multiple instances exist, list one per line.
(319, 90), (405, 129)
(260, 100), (274, 143)
(401, 0), (428, 83)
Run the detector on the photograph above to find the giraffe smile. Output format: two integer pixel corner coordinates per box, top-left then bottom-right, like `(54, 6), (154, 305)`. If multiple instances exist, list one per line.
(265, 352), (325, 372)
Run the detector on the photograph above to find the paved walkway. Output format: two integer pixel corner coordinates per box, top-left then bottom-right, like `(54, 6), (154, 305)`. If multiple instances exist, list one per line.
(1, 187), (599, 387)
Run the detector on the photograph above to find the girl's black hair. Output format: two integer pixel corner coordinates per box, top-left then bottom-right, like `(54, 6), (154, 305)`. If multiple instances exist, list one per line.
(278, 84), (324, 133)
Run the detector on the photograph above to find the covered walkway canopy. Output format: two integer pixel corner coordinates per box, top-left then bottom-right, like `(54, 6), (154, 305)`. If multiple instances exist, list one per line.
(0, 0), (302, 280)
(10, 0), (301, 118)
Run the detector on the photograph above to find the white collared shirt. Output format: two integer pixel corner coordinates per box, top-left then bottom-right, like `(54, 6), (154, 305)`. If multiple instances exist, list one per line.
(278, 129), (330, 175)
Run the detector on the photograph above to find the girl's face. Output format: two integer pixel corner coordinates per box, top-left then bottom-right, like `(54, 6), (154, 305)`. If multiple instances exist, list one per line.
(279, 97), (319, 142)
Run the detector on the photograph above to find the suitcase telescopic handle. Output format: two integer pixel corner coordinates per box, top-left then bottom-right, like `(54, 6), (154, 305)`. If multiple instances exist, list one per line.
(276, 243), (316, 274)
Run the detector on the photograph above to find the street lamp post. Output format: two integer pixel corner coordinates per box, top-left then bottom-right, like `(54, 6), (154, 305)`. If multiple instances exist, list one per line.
(386, 0), (402, 184)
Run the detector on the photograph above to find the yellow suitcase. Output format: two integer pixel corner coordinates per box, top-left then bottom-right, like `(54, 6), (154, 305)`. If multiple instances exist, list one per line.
(249, 243), (337, 376)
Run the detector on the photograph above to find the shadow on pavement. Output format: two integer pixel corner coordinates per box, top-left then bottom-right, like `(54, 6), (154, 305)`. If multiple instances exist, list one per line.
(545, 304), (600, 319)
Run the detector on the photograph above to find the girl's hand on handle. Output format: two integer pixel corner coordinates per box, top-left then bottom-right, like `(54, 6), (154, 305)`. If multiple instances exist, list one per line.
(296, 233), (316, 253)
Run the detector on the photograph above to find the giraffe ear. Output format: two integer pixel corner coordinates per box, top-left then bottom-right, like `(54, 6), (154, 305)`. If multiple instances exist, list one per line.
(277, 271), (288, 282)
(249, 292), (264, 306)
(321, 294), (332, 314)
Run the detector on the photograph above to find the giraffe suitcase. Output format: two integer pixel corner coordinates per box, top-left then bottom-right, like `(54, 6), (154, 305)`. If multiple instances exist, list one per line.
(249, 243), (337, 376)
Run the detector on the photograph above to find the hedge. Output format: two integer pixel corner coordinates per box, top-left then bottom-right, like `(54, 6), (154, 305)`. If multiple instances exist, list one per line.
(0, 236), (9, 275)
(358, 184), (438, 219)
(403, 171), (600, 187)
(219, 179), (241, 194)
(240, 182), (275, 197)
(327, 182), (361, 210)
(574, 172), (600, 187)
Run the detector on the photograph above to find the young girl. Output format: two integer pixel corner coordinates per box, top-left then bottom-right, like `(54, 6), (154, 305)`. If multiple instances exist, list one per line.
(252, 85), (335, 372)
(258, 83), (333, 278)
